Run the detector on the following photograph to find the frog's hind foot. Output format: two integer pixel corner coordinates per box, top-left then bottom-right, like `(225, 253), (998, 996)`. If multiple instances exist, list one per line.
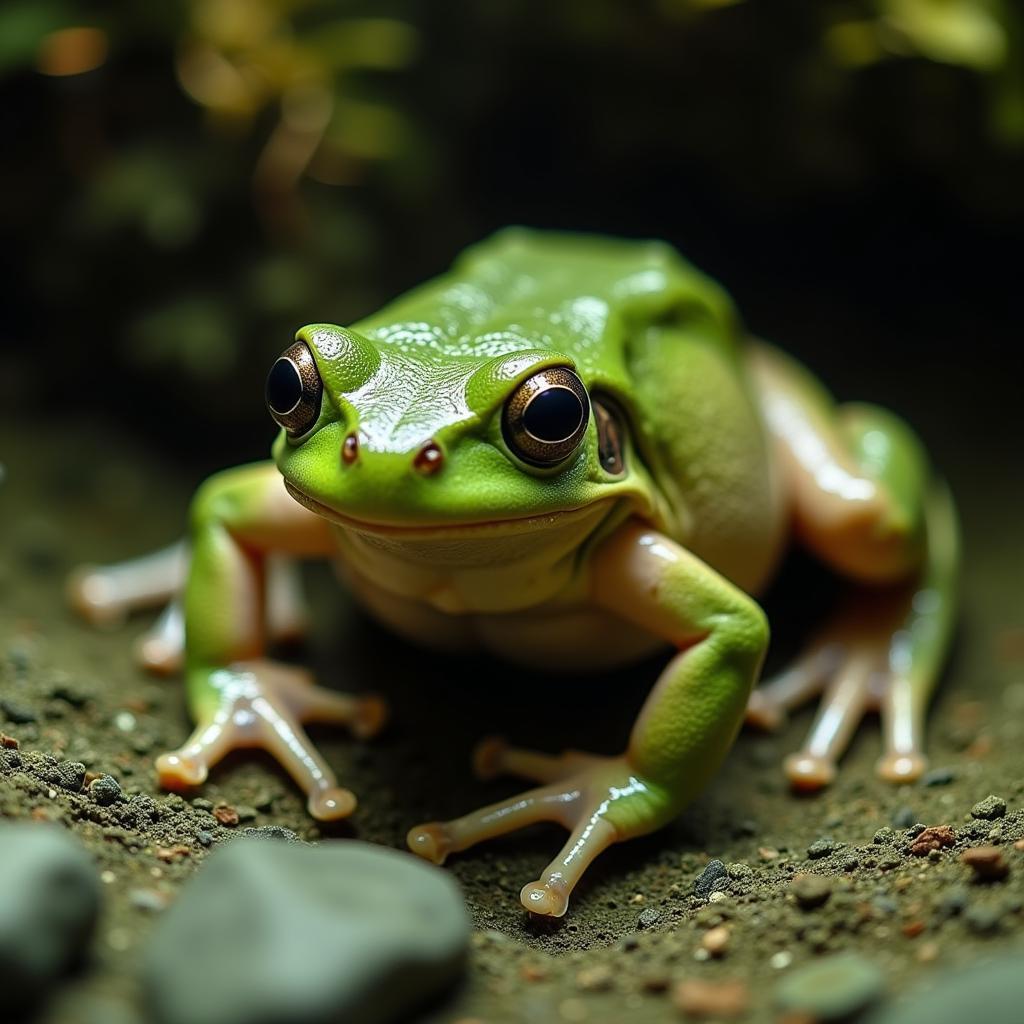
(156, 659), (387, 821)
(746, 584), (939, 791)
(68, 546), (310, 675)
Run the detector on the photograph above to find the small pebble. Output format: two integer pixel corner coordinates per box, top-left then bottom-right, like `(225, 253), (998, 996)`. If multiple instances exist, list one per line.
(923, 767), (956, 787)
(693, 859), (729, 898)
(873, 827), (896, 845)
(89, 775), (124, 806)
(964, 902), (1003, 934)
(775, 952), (884, 1020)
(701, 925), (730, 957)
(936, 886), (969, 919)
(0, 698), (37, 724)
(891, 807), (917, 829)
(637, 907), (661, 929)
(807, 838), (840, 860)
(971, 795), (1007, 821)
(130, 889), (169, 913)
(910, 825), (955, 857)
(673, 978), (749, 1019)
(213, 804), (239, 827)
(576, 965), (614, 992)
(961, 846), (1009, 882)
(790, 874), (833, 910)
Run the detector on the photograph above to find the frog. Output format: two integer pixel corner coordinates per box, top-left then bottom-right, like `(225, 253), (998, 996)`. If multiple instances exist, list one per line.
(68, 229), (957, 917)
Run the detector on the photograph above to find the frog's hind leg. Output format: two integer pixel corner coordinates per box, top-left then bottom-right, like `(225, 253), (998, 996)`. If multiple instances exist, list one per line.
(67, 542), (187, 628)
(748, 343), (958, 788)
(68, 544), (310, 675)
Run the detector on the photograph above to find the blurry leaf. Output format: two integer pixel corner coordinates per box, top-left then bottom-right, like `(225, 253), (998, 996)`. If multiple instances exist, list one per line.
(77, 150), (203, 247)
(0, 0), (70, 74)
(325, 98), (406, 160)
(826, 20), (884, 67)
(308, 18), (418, 70)
(881, 0), (1007, 71)
(128, 297), (236, 379)
(246, 255), (315, 314)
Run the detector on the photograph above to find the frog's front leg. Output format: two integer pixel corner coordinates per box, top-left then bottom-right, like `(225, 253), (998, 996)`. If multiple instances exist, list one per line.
(407, 520), (768, 917)
(153, 462), (386, 820)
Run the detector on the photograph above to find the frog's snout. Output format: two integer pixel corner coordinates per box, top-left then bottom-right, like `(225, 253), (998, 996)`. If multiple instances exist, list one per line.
(337, 434), (445, 477)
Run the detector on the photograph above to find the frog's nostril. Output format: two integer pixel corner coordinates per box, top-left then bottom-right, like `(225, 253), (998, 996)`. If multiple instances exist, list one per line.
(341, 433), (360, 466)
(413, 441), (444, 476)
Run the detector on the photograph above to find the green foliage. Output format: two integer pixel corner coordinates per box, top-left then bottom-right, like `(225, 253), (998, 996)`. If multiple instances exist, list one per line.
(4, 0), (1022, 446)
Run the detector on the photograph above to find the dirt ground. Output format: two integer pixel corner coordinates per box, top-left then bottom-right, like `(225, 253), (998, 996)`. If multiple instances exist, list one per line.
(2, 418), (1023, 1024)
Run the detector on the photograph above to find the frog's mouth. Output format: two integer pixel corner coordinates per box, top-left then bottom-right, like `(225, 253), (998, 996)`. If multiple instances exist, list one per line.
(284, 481), (610, 540)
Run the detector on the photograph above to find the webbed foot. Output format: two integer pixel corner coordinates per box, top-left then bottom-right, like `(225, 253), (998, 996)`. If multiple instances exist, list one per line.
(157, 660), (386, 820)
(407, 738), (673, 917)
(745, 585), (932, 790)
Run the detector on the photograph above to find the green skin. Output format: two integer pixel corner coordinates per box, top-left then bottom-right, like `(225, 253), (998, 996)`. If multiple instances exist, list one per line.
(149, 230), (955, 917)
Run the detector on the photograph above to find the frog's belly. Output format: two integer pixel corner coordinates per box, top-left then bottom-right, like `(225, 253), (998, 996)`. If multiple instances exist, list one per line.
(341, 566), (666, 672)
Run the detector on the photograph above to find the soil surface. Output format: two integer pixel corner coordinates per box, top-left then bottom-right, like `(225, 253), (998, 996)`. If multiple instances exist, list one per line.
(2, 418), (1023, 1024)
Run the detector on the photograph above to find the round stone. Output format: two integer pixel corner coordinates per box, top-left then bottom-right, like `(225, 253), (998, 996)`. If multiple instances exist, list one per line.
(775, 953), (884, 1020)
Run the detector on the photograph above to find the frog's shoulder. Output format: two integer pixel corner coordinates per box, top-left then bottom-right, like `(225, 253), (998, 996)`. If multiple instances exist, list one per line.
(353, 228), (741, 368)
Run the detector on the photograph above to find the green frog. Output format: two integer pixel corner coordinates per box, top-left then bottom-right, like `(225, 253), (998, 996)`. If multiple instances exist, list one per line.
(69, 229), (957, 917)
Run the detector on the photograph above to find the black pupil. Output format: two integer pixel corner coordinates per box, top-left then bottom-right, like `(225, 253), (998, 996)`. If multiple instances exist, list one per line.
(267, 358), (302, 414)
(523, 387), (584, 443)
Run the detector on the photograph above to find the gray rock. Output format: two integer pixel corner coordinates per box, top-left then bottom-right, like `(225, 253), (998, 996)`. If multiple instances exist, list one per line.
(807, 837), (841, 859)
(865, 953), (1024, 1024)
(89, 774), (125, 805)
(693, 858), (729, 898)
(143, 839), (470, 1024)
(0, 822), (101, 1014)
(637, 907), (661, 929)
(775, 953), (884, 1020)
(971, 794), (1007, 820)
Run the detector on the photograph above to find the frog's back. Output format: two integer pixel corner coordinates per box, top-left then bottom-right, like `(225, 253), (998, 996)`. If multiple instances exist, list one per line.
(354, 228), (739, 375)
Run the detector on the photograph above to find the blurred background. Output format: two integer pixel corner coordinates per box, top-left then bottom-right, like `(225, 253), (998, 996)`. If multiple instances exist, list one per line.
(1, 0), (1022, 479)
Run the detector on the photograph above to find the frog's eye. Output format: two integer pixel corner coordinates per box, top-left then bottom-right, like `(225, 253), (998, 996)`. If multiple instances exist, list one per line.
(502, 367), (590, 467)
(266, 341), (323, 438)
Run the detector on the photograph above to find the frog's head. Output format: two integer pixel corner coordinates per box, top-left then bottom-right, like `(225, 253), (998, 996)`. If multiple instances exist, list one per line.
(265, 323), (654, 560)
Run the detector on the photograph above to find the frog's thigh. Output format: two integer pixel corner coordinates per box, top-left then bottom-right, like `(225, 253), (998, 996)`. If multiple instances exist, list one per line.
(750, 342), (926, 582)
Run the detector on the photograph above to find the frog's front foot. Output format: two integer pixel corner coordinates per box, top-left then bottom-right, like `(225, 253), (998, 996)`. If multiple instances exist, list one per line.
(157, 660), (387, 820)
(745, 586), (933, 791)
(407, 738), (673, 918)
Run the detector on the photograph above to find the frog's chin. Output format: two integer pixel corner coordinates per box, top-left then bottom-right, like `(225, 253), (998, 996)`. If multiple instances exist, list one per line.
(283, 480), (608, 540)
